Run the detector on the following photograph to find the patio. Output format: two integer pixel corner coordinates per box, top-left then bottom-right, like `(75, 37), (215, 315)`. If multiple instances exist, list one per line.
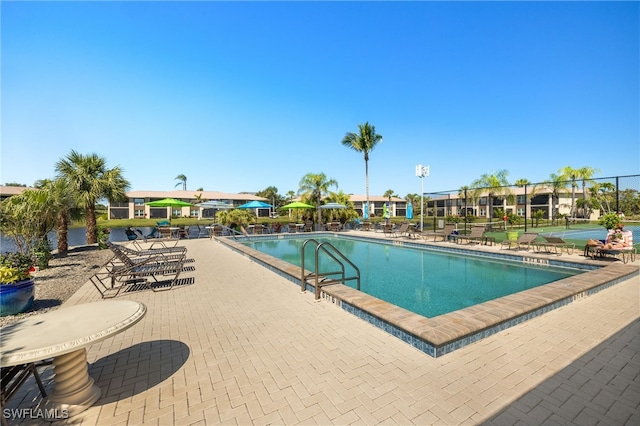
(4, 235), (639, 425)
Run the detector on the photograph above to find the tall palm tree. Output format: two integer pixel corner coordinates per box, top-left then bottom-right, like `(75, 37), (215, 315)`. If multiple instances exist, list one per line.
(576, 166), (600, 218)
(298, 172), (338, 227)
(559, 166), (579, 219)
(55, 150), (130, 244)
(175, 174), (187, 191)
(543, 173), (569, 225)
(341, 122), (383, 212)
(471, 169), (512, 222)
(35, 178), (78, 254)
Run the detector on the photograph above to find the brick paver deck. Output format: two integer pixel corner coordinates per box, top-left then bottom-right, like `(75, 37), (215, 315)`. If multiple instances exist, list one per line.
(4, 235), (639, 425)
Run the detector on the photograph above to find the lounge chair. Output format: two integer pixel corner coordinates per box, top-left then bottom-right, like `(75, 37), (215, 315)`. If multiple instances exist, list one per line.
(111, 242), (187, 260)
(361, 221), (371, 231)
(133, 229), (179, 249)
(1, 362), (48, 426)
(382, 222), (396, 237)
(536, 236), (575, 255)
(420, 223), (457, 242)
(391, 222), (413, 238)
(589, 230), (636, 264)
(501, 232), (539, 251)
(90, 244), (186, 298)
(456, 226), (489, 245)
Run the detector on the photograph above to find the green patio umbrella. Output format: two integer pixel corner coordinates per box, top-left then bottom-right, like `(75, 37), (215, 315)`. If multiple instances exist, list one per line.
(280, 201), (314, 210)
(280, 201), (315, 225)
(145, 198), (193, 223)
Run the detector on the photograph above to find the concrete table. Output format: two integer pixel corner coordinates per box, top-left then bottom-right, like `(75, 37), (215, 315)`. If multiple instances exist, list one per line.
(0, 300), (146, 418)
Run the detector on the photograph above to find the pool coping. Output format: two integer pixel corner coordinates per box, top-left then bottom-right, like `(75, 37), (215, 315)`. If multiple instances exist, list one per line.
(216, 232), (639, 357)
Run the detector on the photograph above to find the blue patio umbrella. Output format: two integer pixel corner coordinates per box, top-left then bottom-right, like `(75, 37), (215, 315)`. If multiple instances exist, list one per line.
(407, 202), (413, 219)
(237, 200), (273, 209)
(363, 202), (369, 219)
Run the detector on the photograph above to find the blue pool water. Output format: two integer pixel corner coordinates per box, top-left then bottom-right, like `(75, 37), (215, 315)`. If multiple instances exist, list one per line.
(243, 237), (581, 318)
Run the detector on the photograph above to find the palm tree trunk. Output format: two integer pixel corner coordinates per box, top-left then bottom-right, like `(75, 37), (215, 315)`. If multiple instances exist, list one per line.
(86, 205), (98, 244)
(365, 159), (370, 212)
(56, 210), (69, 254)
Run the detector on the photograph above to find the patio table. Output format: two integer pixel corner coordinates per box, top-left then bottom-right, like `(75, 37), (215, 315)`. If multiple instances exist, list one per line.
(0, 300), (146, 418)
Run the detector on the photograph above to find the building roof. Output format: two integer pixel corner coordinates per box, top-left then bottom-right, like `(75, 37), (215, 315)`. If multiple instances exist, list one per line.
(126, 190), (268, 202)
(347, 194), (406, 202)
(0, 186), (32, 196)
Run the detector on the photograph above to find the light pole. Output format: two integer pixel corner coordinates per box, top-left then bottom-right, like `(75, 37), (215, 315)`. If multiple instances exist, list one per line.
(415, 164), (430, 231)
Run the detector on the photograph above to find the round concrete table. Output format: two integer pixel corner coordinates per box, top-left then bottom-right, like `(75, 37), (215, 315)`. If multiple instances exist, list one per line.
(0, 300), (146, 418)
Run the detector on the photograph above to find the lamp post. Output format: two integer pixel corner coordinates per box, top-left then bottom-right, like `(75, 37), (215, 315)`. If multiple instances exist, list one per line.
(415, 164), (430, 231)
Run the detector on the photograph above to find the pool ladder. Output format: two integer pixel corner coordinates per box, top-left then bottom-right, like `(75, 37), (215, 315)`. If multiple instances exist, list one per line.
(300, 239), (360, 300)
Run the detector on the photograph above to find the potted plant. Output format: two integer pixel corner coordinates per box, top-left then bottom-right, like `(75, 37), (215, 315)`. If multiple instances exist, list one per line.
(0, 252), (36, 316)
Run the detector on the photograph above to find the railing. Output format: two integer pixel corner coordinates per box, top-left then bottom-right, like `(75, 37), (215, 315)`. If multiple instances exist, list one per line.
(300, 239), (360, 300)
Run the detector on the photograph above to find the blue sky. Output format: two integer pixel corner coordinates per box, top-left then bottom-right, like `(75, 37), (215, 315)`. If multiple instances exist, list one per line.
(2, 1), (638, 198)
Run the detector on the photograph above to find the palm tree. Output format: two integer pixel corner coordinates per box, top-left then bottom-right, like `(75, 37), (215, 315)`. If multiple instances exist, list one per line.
(576, 166), (600, 218)
(471, 169), (512, 223)
(559, 166), (579, 219)
(34, 178), (78, 254)
(514, 178), (530, 187)
(341, 122), (383, 212)
(543, 173), (569, 225)
(55, 150), (130, 244)
(175, 174), (187, 191)
(298, 172), (338, 227)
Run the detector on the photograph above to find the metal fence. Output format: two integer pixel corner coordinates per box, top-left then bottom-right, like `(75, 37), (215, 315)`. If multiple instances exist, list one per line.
(420, 174), (639, 232)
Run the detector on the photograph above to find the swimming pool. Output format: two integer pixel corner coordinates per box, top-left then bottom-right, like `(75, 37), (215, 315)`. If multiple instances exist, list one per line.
(243, 236), (579, 317)
(218, 233), (638, 357)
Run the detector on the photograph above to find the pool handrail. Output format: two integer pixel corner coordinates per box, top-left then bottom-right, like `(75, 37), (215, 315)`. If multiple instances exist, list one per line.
(300, 238), (361, 300)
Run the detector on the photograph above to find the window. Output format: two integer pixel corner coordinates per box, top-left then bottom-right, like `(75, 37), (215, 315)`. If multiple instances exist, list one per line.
(134, 198), (145, 206)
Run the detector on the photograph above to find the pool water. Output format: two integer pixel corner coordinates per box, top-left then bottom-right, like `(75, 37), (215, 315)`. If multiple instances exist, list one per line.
(243, 237), (580, 318)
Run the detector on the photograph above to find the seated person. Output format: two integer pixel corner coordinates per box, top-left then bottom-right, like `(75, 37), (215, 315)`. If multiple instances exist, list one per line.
(593, 226), (629, 250)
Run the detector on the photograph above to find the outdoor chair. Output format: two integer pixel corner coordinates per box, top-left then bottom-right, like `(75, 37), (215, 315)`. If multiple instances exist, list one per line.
(393, 222), (412, 238)
(501, 232), (539, 251)
(90, 244), (186, 298)
(110, 242), (187, 261)
(536, 236), (575, 255)
(178, 226), (190, 239)
(382, 222), (396, 237)
(421, 223), (457, 242)
(133, 229), (179, 249)
(1, 362), (48, 426)
(588, 230), (636, 264)
(456, 226), (490, 245)
(361, 221), (371, 231)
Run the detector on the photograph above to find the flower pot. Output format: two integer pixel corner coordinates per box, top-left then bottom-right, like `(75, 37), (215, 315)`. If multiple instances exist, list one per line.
(0, 279), (35, 316)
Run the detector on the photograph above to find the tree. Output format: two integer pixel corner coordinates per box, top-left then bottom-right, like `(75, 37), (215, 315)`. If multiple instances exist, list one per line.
(34, 178), (79, 254)
(514, 179), (530, 187)
(0, 188), (55, 254)
(543, 173), (569, 225)
(341, 122), (383, 212)
(471, 170), (512, 222)
(55, 150), (130, 244)
(324, 190), (356, 223)
(256, 186), (283, 209)
(298, 173), (338, 227)
(559, 166), (579, 219)
(576, 166), (600, 218)
(175, 174), (187, 191)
